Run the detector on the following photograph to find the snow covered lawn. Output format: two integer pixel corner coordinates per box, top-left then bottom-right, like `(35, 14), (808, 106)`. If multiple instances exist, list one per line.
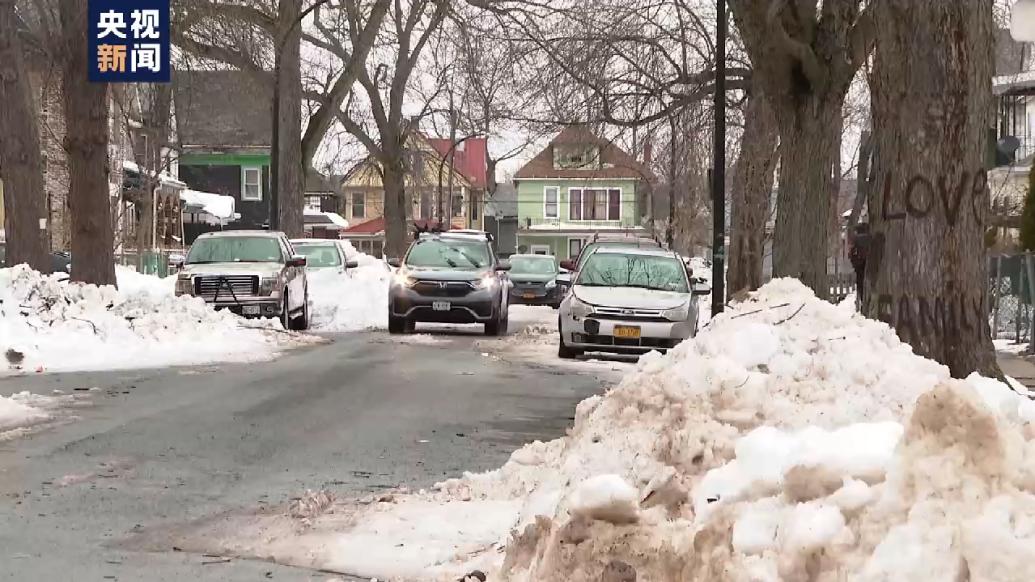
(223, 278), (1035, 581)
(1, 265), (315, 375)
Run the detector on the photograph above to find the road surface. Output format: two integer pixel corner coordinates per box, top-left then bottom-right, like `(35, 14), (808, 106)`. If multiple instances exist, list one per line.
(0, 323), (606, 581)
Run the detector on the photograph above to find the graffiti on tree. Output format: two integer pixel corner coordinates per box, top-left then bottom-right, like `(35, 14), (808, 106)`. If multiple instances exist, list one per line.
(880, 169), (987, 226)
(867, 292), (988, 351)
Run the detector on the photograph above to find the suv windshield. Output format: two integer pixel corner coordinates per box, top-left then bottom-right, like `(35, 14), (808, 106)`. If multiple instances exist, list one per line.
(576, 252), (688, 293)
(511, 256), (557, 275)
(293, 243), (341, 268)
(405, 238), (491, 269)
(187, 236), (284, 264)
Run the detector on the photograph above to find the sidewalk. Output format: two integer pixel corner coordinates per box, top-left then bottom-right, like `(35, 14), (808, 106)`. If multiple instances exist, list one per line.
(997, 351), (1035, 389)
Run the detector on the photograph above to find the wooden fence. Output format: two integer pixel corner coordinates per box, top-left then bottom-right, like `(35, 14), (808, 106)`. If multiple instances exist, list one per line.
(829, 273), (856, 303)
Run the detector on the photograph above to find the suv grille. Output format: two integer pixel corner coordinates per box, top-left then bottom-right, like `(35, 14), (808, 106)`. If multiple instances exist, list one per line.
(412, 280), (473, 297)
(194, 275), (259, 299)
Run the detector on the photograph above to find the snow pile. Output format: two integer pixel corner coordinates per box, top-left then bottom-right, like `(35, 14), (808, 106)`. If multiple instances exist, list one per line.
(0, 265), (311, 374)
(0, 392), (50, 433)
(409, 278), (1035, 581)
(115, 265), (175, 298)
(306, 243), (391, 332)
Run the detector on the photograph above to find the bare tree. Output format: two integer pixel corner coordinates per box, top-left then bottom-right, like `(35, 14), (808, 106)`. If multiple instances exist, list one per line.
(727, 89), (778, 294)
(335, 0), (449, 259)
(729, 0), (876, 298)
(59, 0), (115, 286)
(0, 0), (50, 272)
(866, 0), (1000, 378)
(173, 0), (390, 237)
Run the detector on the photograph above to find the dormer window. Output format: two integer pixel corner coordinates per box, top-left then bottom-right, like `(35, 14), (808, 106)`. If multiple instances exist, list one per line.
(553, 144), (601, 170)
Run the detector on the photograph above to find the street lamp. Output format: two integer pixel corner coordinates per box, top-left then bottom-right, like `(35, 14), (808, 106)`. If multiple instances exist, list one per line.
(1013, 0), (1035, 42)
(711, 0), (727, 317)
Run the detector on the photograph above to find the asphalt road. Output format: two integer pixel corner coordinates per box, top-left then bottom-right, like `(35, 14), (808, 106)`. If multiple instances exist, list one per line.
(0, 324), (604, 581)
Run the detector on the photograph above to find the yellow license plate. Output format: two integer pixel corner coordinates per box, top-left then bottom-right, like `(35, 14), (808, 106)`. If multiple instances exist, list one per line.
(614, 325), (641, 339)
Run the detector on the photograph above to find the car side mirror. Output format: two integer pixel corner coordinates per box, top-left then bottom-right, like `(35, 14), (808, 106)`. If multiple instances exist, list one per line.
(345, 260), (359, 269)
(496, 259), (511, 271)
(559, 259), (575, 271)
(287, 255), (307, 268)
(387, 258), (401, 268)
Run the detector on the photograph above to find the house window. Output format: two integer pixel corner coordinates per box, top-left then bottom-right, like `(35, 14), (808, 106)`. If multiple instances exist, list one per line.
(452, 193), (464, 218)
(569, 188), (621, 221)
(469, 193), (480, 222)
(531, 244), (551, 255)
(544, 186), (559, 219)
(305, 196), (322, 211)
(241, 167), (262, 201)
(553, 145), (600, 170)
(568, 238), (584, 259)
(350, 192), (365, 219)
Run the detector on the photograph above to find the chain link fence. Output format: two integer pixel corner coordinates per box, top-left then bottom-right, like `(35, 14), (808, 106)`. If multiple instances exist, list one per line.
(989, 253), (1035, 351)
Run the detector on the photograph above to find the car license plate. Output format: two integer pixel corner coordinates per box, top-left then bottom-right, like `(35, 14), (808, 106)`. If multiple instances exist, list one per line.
(432, 301), (451, 311)
(614, 325), (641, 339)
(243, 305), (261, 315)
(523, 291), (536, 299)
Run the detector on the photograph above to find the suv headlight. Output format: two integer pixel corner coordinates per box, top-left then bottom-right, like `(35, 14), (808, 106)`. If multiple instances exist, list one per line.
(473, 274), (497, 289)
(175, 274), (193, 295)
(570, 296), (593, 318)
(662, 303), (691, 322)
(393, 271), (417, 288)
(259, 276), (278, 295)
(545, 279), (557, 290)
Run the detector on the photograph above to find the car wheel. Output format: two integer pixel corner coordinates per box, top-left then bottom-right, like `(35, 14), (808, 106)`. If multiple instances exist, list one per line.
(290, 291), (310, 331)
(557, 325), (582, 359)
(280, 295), (291, 329)
(388, 314), (409, 334)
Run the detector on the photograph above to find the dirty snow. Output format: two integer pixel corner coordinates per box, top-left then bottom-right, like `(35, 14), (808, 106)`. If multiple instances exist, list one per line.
(0, 265), (313, 375)
(0, 390), (90, 439)
(220, 277), (1035, 581)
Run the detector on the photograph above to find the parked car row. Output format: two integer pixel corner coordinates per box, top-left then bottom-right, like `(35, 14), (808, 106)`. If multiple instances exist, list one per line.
(172, 231), (357, 331)
(384, 230), (711, 358)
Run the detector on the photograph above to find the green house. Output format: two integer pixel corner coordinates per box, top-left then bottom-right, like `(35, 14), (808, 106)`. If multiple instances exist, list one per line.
(513, 126), (650, 259)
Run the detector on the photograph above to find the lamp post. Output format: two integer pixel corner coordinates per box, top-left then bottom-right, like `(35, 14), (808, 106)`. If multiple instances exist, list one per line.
(711, 0), (727, 317)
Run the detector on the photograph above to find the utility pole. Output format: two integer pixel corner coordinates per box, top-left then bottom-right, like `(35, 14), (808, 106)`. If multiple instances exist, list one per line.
(711, 0), (727, 317)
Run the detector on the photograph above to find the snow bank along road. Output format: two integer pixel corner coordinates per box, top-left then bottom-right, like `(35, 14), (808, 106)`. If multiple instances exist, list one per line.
(0, 322), (604, 581)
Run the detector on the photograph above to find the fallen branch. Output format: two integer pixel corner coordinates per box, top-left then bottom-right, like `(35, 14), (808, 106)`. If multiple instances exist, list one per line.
(729, 302), (792, 320)
(70, 317), (99, 334)
(774, 304), (807, 325)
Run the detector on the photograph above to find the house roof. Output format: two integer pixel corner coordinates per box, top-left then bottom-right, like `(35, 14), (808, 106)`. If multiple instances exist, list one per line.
(341, 133), (473, 190)
(342, 217), (386, 235)
(173, 70), (272, 149)
(426, 137), (489, 189)
(514, 126), (651, 181)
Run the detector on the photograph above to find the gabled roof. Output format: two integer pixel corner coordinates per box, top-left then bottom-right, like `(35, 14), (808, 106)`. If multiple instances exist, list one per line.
(341, 133), (472, 190)
(514, 126), (651, 181)
(427, 137), (489, 189)
(174, 70), (272, 149)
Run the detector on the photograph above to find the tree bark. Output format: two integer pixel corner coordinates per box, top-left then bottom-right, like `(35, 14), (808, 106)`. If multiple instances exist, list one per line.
(728, 92), (778, 295)
(277, 0), (304, 238)
(60, 0), (116, 287)
(0, 0), (50, 273)
(772, 97), (843, 298)
(867, 0), (1000, 379)
(382, 156), (408, 259)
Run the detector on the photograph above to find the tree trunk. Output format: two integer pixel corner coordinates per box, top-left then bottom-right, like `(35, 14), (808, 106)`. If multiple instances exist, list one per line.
(728, 92), (778, 295)
(0, 0), (50, 273)
(277, 0), (304, 238)
(771, 97), (842, 299)
(60, 0), (116, 287)
(382, 158), (409, 259)
(867, 0), (999, 379)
